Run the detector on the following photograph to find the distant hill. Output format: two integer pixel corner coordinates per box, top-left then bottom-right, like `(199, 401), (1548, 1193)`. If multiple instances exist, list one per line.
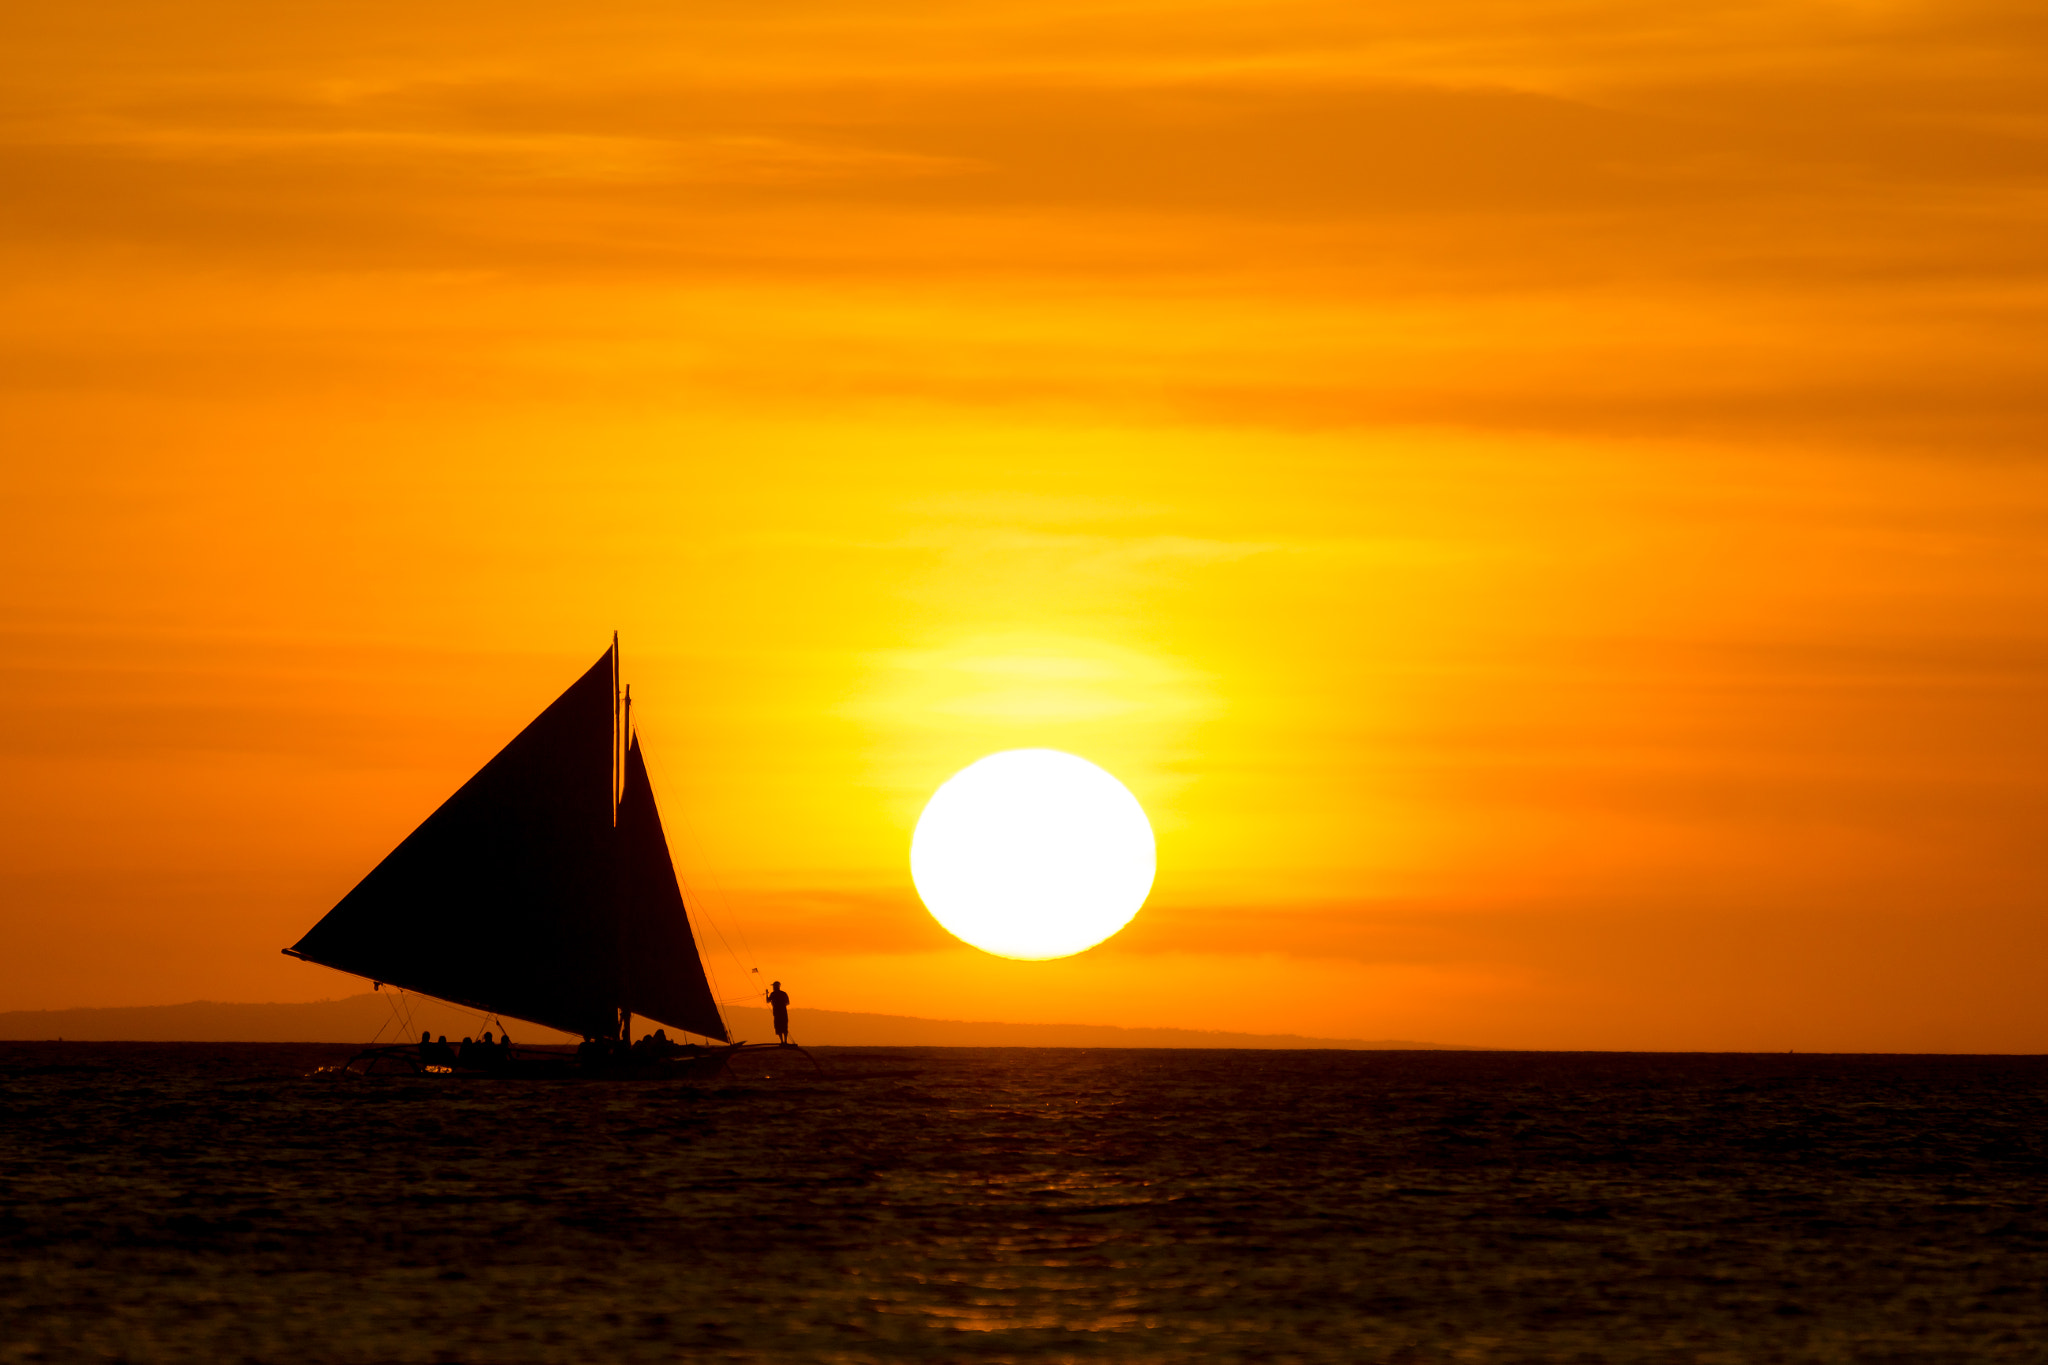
(0, 995), (1472, 1050)
(0, 995), (571, 1045)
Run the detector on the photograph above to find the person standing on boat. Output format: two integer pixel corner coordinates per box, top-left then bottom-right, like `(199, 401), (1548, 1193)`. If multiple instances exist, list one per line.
(765, 981), (790, 1044)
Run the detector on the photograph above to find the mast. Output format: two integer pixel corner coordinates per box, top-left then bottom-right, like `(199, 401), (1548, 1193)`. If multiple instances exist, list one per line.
(614, 636), (633, 1045)
(615, 631), (624, 1041)
(611, 630), (621, 820)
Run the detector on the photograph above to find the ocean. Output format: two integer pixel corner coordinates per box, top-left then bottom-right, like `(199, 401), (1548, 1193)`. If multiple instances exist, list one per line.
(3, 1043), (2044, 1362)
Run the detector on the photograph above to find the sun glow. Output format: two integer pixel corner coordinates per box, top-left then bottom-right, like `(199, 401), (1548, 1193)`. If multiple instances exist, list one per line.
(910, 749), (1157, 960)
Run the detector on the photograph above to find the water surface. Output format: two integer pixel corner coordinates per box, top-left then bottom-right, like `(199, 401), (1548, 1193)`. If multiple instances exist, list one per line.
(4, 1044), (2045, 1361)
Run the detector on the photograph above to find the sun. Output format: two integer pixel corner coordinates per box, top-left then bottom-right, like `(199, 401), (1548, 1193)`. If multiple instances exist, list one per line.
(910, 749), (1157, 960)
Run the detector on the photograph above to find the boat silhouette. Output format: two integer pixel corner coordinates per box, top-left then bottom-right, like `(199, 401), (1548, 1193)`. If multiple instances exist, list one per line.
(284, 636), (792, 1079)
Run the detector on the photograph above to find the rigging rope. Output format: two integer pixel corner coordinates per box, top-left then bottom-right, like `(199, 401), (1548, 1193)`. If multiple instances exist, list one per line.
(371, 989), (402, 1046)
(670, 815), (767, 1032)
(676, 837), (757, 982)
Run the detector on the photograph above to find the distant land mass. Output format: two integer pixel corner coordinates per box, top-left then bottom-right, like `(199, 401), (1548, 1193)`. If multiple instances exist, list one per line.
(0, 995), (1472, 1049)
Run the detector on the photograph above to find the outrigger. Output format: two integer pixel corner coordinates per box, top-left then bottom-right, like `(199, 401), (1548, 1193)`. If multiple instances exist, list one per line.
(283, 636), (815, 1080)
(336, 1034), (744, 1081)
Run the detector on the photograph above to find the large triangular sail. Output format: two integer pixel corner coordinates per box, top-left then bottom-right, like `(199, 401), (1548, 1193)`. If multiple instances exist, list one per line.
(617, 736), (729, 1041)
(288, 647), (620, 1038)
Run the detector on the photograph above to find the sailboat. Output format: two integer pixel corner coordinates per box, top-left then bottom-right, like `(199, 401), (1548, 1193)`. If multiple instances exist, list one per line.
(284, 636), (762, 1079)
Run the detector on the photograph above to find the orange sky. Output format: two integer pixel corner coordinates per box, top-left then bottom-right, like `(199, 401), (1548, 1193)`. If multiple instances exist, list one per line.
(3, 0), (2046, 1049)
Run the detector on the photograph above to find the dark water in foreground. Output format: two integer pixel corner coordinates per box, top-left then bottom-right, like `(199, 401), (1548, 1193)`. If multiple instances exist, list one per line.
(3, 1045), (2047, 1363)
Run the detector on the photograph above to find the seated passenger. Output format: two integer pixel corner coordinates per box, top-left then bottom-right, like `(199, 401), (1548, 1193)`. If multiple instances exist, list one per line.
(430, 1034), (457, 1066)
(455, 1035), (477, 1068)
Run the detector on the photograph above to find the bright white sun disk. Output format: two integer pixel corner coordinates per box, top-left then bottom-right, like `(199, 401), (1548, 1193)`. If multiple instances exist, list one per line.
(910, 749), (1156, 960)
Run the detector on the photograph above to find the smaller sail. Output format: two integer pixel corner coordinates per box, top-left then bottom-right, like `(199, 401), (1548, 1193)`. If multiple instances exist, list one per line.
(616, 736), (730, 1041)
